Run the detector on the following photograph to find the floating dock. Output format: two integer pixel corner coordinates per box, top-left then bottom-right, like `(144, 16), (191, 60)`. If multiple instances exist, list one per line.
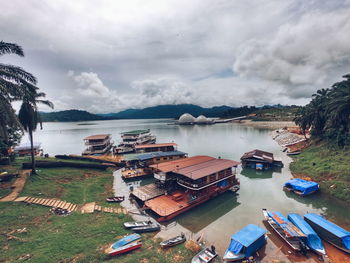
(131, 183), (166, 202)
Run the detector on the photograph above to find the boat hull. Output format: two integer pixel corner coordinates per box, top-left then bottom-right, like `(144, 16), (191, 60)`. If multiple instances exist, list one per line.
(108, 242), (142, 256)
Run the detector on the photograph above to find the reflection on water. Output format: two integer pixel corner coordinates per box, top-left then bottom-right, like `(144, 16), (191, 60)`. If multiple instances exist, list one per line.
(34, 119), (350, 262)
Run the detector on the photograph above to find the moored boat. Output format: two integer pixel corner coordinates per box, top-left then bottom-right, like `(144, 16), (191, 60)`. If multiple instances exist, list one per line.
(304, 213), (350, 254)
(288, 213), (326, 256)
(132, 223), (161, 233)
(262, 209), (307, 253)
(124, 220), (153, 229)
(192, 247), (217, 263)
(286, 151), (301, 156)
(105, 234), (141, 256)
(160, 233), (186, 248)
(106, 196), (125, 203)
(106, 240), (142, 256)
(223, 224), (267, 262)
(283, 178), (319, 196)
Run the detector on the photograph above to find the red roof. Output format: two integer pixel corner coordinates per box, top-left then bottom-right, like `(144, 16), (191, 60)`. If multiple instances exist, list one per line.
(135, 143), (177, 149)
(240, 149), (274, 163)
(84, 134), (110, 140)
(150, 156), (214, 173)
(176, 159), (240, 180)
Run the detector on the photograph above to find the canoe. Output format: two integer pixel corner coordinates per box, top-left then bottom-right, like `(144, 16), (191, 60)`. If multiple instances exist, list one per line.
(192, 247), (217, 263)
(288, 213), (326, 256)
(124, 220), (153, 229)
(160, 233), (186, 248)
(106, 196), (125, 202)
(286, 151), (301, 156)
(262, 209), (307, 253)
(223, 224), (267, 262)
(304, 213), (350, 254)
(283, 179), (319, 196)
(107, 240), (142, 256)
(110, 234), (141, 249)
(132, 224), (161, 233)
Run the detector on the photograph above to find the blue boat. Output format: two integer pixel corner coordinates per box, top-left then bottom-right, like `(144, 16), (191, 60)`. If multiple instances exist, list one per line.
(283, 178), (319, 196)
(304, 213), (350, 254)
(288, 213), (326, 255)
(111, 234), (141, 249)
(223, 224), (267, 262)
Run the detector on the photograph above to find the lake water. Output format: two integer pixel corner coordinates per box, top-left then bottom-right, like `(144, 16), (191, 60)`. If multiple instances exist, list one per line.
(31, 119), (350, 262)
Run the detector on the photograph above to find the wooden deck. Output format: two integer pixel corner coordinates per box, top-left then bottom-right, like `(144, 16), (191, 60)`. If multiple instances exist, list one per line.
(145, 191), (190, 217)
(131, 183), (166, 201)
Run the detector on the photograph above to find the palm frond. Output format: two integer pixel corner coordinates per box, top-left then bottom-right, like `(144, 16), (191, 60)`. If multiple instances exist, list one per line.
(0, 64), (37, 84)
(0, 41), (24, 57)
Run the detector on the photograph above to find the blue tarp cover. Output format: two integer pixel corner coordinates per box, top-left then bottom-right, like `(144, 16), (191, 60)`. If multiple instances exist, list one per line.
(284, 178), (319, 195)
(228, 224), (266, 257)
(304, 213), (350, 250)
(288, 213), (324, 251)
(112, 234), (141, 249)
(217, 179), (229, 187)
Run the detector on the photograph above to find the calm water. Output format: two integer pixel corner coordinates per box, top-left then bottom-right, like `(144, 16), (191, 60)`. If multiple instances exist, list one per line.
(31, 119), (350, 262)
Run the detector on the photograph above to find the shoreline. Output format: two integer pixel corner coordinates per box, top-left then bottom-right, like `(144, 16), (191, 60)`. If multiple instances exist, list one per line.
(236, 119), (296, 129)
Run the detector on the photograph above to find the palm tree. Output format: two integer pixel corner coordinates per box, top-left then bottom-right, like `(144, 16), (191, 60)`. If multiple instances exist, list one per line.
(0, 41), (38, 143)
(18, 91), (54, 174)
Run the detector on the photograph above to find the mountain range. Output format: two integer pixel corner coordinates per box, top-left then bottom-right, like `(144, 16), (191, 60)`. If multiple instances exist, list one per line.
(39, 104), (235, 122)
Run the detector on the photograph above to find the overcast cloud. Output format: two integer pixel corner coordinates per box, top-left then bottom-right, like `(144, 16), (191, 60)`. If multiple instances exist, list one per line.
(1, 0), (350, 113)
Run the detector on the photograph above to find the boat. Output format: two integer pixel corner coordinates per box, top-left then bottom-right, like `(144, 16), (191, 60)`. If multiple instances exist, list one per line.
(283, 178), (319, 196)
(124, 220), (153, 229)
(160, 233), (186, 248)
(132, 223), (161, 233)
(105, 234), (141, 256)
(106, 240), (142, 256)
(286, 151), (301, 156)
(304, 213), (350, 254)
(115, 129), (156, 154)
(191, 247), (217, 263)
(82, 134), (113, 155)
(223, 224), (267, 262)
(262, 209), (307, 252)
(288, 213), (326, 256)
(106, 196), (125, 203)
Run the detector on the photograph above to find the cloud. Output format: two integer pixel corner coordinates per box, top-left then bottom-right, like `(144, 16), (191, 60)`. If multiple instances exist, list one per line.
(2, 0), (350, 112)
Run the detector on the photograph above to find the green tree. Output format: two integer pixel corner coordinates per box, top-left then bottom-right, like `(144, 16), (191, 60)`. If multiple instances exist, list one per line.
(18, 91), (53, 174)
(0, 41), (38, 145)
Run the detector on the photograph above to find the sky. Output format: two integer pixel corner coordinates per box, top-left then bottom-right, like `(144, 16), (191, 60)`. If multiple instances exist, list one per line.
(1, 0), (350, 113)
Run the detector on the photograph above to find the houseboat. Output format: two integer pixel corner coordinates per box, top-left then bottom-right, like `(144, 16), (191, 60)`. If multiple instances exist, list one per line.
(135, 143), (177, 153)
(82, 134), (113, 155)
(241, 149), (283, 170)
(14, 142), (42, 157)
(121, 151), (187, 180)
(138, 155), (240, 222)
(115, 129), (156, 154)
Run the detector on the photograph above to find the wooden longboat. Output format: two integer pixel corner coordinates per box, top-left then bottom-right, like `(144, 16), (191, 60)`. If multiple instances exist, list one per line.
(262, 209), (306, 252)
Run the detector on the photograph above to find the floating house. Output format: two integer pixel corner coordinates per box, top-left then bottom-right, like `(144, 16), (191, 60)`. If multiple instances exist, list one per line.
(138, 155), (240, 221)
(284, 178), (319, 196)
(135, 143), (177, 153)
(304, 213), (350, 254)
(82, 134), (113, 155)
(121, 151), (187, 180)
(240, 149), (283, 170)
(288, 213), (326, 255)
(115, 129), (156, 154)
(223, 224), (267, 262)
(14, 142), (42, 156)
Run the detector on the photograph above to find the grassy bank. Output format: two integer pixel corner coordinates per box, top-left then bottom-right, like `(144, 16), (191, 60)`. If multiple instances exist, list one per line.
(0, 159), (194, 262)
(290, 143), (350, 203)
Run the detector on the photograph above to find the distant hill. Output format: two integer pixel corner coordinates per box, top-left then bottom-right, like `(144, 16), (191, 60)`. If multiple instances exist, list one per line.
(99, 104), (234, 119)
(40, 110), (106, 122)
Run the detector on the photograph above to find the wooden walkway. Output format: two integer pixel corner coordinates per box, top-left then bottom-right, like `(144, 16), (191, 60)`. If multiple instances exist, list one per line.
(14, 196), (128, 215)
(0, 170), (31, 202)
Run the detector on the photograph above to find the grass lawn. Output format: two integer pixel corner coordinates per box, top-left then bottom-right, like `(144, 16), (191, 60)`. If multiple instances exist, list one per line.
(0, 160), (194, 263)
(290, 142), (350, 203)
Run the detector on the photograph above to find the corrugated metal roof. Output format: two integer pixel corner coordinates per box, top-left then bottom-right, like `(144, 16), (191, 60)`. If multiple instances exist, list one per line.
(135, 143), (177, 149)
(241, 149), (274, 163)
(123, 151), (186, 161)
(176, 158), (239, 180)
(84, 134), (110, 140)
(150, 155), (215, 173)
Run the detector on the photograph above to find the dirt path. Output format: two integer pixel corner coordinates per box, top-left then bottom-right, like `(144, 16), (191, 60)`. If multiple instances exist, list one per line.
(0, 169), (31, 202)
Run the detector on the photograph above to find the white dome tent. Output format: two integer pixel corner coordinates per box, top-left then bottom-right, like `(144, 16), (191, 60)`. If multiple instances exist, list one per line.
(195, 115), (208, 124)
(178, 113), (195, 124)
